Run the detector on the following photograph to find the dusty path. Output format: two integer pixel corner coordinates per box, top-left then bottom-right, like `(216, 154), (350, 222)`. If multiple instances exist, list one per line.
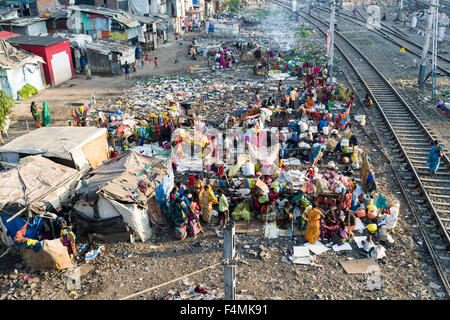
(3, 32), (207, 144)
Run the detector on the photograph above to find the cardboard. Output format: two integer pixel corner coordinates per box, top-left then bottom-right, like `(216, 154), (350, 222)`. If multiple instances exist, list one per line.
(255, 178), (270, 194)
(332, 242), (353, 252)
(303, 241), (330, 255)
(293, 246), (310, 258)
(293, 257), (311, 265)
(353, 236), (367, 249)
(340, 258), (380, 274)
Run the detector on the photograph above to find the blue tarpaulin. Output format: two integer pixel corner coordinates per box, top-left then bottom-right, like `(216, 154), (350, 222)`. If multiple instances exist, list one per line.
(0, 214), (43, 244)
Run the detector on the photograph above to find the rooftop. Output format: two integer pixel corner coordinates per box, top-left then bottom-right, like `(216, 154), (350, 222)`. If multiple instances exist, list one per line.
(9, 35), (67, 47)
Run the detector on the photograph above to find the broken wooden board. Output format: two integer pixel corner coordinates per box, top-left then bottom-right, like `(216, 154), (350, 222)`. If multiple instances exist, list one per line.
(340, 258), (380, 274)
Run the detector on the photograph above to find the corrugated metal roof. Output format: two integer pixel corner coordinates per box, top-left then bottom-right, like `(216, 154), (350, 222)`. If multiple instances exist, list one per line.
(68, 5), (140, 28)
(84, 39), (135, 54)
(0, 17), (47, 27)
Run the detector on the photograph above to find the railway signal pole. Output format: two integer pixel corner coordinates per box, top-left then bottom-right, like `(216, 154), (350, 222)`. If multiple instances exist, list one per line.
(418, 0), (439, 89)
(328, 0), (336, 85)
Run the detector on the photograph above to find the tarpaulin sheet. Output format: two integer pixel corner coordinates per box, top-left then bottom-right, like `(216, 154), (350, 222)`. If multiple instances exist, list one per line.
(75, 151), (171, 206)
(128, 0), (150, 16)
(0, 155), (77, 210)
(0, 214), (43, 243)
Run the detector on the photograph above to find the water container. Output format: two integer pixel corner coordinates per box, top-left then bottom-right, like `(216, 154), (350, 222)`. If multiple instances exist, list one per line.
(80, 57), (87, 69)
(363, 194), (374, 206)
(323, 126), (329, 135)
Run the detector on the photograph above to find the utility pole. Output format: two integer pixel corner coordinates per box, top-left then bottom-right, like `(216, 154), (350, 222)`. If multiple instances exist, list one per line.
(418, 0), (439, 88)
(328, 0), (336, 85)
(223, 220), (236, 300)
(431, 3), (439, 99)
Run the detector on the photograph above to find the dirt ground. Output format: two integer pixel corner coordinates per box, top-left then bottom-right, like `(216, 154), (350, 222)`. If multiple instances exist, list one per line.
(3, 31), (208, 144)
(0, 2), (448, 301)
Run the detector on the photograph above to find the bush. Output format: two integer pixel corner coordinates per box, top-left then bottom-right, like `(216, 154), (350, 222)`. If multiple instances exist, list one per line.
(0, 90), (14, 130)
(17, 84), (38, 100)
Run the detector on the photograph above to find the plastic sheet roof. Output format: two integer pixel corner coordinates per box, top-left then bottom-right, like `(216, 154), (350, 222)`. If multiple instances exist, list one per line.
(0, 127), (107, 160)
(0, 39), (45, 69)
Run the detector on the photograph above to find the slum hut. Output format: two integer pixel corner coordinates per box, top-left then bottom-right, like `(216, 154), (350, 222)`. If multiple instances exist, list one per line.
(52, 33), (93, 73)
(0, 155), (85, 270)
(0, 38), (45, 100)
(84, 39), (135, 74)
(0, 7), (19, 20)
(153, 13), (171, 42)
(0, 17), (48, 36)
(9, 35), (74, 86)
(67, 5), (141, 45)
(44, 9), (70, 34)
(126, 12), (160, 51)
(70, 150), (174, 242)
(0, 126), (109, 169)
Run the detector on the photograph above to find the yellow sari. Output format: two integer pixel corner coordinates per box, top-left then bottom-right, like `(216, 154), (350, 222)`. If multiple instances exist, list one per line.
(305, 208), (322, 244)
(200, 186), (218, 223)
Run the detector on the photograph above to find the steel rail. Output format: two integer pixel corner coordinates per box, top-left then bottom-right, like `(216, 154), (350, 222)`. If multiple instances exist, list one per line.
(314, 4), (450, 75)
(272, 0), (450, 295)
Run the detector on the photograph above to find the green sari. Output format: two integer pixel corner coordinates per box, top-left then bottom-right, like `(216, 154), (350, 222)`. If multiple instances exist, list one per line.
(42, 102), (51, 127)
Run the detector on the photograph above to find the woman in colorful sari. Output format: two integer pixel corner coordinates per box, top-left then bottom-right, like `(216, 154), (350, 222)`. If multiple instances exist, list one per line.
(168, 187), (179, 220)
(30, 101), (41, 128)
(42, 101), (51, 127)
(305, 207), (323, 244)
(426, 140), (444, 174)
(172, 197), (186, 227)
(199, 185), (218, 223)
(320, 210), (340, 243)
(220, 54), (227, 68)
(360, 152), (370, 192)
(187, 194), (203, 237)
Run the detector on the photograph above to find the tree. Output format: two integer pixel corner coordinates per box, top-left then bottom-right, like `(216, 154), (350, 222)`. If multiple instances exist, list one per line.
(222, 0), (245, 13)
(0, 90), (14, 143)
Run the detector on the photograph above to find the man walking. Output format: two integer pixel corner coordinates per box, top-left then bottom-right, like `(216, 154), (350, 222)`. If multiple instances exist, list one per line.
(123, 61), (130, 79)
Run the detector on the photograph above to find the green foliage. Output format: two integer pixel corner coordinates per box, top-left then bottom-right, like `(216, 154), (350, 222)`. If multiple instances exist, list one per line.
(0, 90), (14, 130)
(17, 84), (38, 99)
(222, 0), (245, 13)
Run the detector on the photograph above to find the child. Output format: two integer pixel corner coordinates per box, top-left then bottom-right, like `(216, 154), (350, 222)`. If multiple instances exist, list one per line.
(145, 55), (149, 64)
(217, 189), (229, 227)
(154, 57), (159, 69)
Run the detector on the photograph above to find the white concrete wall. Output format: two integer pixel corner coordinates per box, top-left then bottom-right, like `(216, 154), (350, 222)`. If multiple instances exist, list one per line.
(26, 21), (48, 36)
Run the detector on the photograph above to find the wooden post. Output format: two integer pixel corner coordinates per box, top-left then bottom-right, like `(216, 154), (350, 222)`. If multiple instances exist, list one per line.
(25, 120), (29, 132)
(224, 220), (236, 300)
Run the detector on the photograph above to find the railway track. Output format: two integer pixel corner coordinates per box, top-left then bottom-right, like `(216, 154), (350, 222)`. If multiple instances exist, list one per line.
(313, 4), (450, 76)
(273, 0), (450, 296)
(310, 5), (450, 134)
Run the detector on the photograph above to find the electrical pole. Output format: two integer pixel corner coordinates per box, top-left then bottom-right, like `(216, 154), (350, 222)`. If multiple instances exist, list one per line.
(418, 0), (439, 88)
(431, 4), (439, 99)
(223, 220), (236, 300)
(328, 0), (336, 85)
